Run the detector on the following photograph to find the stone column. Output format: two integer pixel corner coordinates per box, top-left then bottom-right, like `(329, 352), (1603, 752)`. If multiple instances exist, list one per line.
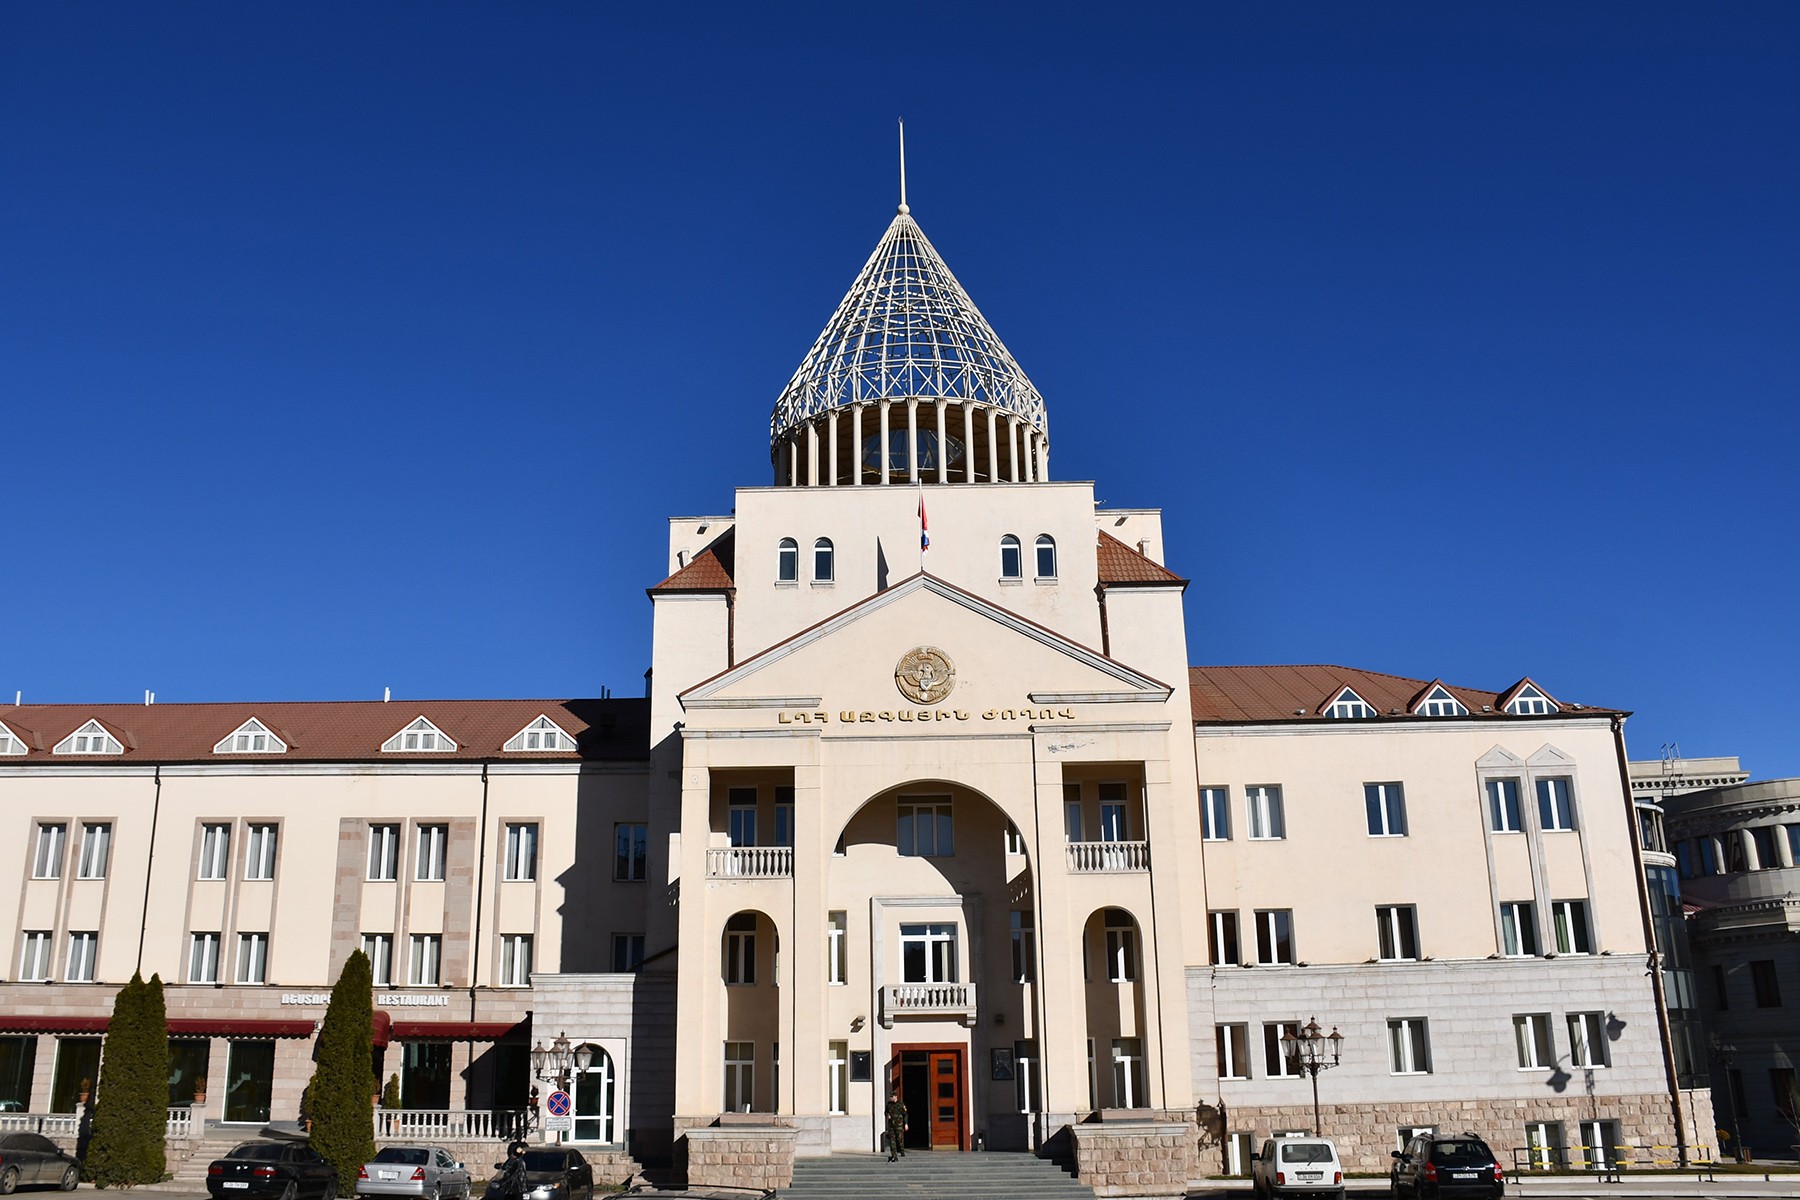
(962, 403), (976, 483)
(906, 399), (919, 483)
(827, 411), (839, 487)
(935, 400), (949, 484)
(878, 404), (891, 485)
(986, 409), (999, 484)
(805, 424), (819, 487)
(851, 405), (865, 485)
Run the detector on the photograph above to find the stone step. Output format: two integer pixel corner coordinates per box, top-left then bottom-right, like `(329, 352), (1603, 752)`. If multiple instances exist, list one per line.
(782, 1152), (1093, 1200)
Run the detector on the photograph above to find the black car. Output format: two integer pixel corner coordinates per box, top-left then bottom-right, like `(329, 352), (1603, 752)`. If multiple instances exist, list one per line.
(207, 1141), (339, 1200)
(1390, 1133), (1504, 1199)
(0, 1132), (80, 1194)
(482, 1149), (593, 1200)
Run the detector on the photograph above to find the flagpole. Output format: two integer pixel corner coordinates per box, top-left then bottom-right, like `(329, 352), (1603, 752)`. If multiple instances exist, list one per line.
(918, 480), (927, 575)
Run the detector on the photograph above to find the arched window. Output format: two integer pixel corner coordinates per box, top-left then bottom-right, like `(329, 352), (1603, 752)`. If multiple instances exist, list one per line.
(999, 535), (1022, 580)
(1035, 535), (1057, 580)
(573, 1046), (614, 1143)
(813, 537), (834, 582)
(777, 538), (798, 583)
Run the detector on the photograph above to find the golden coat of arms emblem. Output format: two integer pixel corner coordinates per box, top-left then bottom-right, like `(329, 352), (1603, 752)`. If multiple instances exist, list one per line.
(894, 646), (955, 705)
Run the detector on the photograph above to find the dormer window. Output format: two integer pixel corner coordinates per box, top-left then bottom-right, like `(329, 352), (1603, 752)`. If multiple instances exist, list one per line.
(381, 717), (457, 753)
(0, 722), (26, 756)
(55, 720), (123, 756)
(999, 535), (1022, 580)
(1324, 688), (1375, 719)
(1034, 535), (1057, 580)
(813, 538), (835, 583)
(1506, 684), (1556, 716)
(504, 715), (578, 752)
(214, 718), (287, 755)
(777, 538), (798, 583)
(1416, 685), (1467, 718)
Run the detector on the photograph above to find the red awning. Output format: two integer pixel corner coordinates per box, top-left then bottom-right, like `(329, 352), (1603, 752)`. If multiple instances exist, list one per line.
(0, 1016), (110, 1034)
(371, 1010), (391, 1049)
(0, 1016), (314, 1038)
(388, 1021), (522, 1041)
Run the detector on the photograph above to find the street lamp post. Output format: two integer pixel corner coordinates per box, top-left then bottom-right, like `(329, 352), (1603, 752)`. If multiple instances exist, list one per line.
(1710, 1035), (1745, 1162)
(1280, 1017), (1344, 1136)
(529, 1033), (594, 1143)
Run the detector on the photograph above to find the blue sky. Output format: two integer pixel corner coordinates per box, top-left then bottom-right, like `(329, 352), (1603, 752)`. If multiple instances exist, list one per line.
(3, 4), (1796, 777)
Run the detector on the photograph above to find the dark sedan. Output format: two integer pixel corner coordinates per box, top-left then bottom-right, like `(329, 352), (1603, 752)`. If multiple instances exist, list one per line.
(207, 1141), (339, 1200)
(482, 1149), (593, 1200)
(0, 1132), (80, 1194)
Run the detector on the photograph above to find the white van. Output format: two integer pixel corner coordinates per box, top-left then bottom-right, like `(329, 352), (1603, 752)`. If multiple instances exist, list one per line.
(1251, 1135), (1344, 1200)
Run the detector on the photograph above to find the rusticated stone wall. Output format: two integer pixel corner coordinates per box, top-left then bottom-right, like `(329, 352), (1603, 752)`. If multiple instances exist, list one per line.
(679, 1124), (796, 1192)
(1069, 1115), (1201, 1198)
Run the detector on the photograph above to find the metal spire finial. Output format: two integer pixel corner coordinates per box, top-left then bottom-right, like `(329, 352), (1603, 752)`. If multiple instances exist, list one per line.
(897, 118), (909, 215)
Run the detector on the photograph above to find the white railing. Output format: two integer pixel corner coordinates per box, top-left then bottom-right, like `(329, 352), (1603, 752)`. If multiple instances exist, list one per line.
(167, 1106), (194, 1139)
(880, 982), (978, 1027)
(375, 1108), (532, 1142)
(0, 1113), (78, 1137)
(706, 847), (794, 878)
(1065, 840), (1150, 873)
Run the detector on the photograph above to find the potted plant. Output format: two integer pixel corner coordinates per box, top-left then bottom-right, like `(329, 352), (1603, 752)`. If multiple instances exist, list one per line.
(192, 1076), (208, 1105)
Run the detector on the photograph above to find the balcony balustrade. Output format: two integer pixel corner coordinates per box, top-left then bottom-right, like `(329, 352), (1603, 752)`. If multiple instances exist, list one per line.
(1065, 839), (1150, 873)
(707, 846), (794, 878)
(375, 1107), (532, 1141)
(879, 982), (978, 1027)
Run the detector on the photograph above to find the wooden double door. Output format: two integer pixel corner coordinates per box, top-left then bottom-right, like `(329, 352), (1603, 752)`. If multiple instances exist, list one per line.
(892, 1046), (964, 1151)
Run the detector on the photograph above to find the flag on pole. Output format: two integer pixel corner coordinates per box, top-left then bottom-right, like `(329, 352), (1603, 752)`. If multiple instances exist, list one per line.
(918, 487), (930, 558)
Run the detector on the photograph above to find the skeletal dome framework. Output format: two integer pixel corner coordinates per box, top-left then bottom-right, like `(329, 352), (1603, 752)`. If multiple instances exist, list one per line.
(768, 205), (1049, 487)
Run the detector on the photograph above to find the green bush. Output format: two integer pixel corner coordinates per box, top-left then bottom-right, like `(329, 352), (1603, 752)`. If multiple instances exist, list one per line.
(309, 950), (376, 1196)
(86, 973), (169, 1187)
(382, 1074), (402, 1110)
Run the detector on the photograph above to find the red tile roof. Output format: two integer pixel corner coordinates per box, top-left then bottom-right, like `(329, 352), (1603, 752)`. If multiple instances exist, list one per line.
(1188, 664), (1621, 725)
(1096, 531), (1187, 586)
(650, 531), (735, 593)
(0, 698), (648, 764)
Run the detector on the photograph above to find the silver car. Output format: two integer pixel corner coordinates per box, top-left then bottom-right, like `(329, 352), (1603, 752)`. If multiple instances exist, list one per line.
(356, 1146), (472, 1200)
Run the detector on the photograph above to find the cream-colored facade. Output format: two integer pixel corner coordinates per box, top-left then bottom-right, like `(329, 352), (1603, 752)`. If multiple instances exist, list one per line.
(0, 193), (1712, 1192)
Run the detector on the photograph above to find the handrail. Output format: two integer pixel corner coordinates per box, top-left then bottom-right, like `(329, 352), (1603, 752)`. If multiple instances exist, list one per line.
(707, 847), (795, 879)
(1065, 840), (1150, 873)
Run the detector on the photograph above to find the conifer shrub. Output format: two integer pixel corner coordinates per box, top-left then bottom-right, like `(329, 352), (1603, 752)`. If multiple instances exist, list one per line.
(86, 973), (169, 1187)
(308, 950), (376, 1196)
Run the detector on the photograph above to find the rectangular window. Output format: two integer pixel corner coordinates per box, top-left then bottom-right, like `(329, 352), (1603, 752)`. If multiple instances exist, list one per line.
(1209, 910), (1241, 966)
(1536, 777), (1576, 831)
(723, 1042), (754, 1113)
(65, 932), (98, 983)
(244, 824), (277, 880)
(1712, 964), (1729, 1010)
(1387, 1018), (1431, 1074)
(1201, 786), (1231, 840)
(1752, 959), (1782, 1007)
(1552, 900), (1593, 955)
(1104, 916), (1138, 983)
(19, 931), (53, 981)
(1376, 905), (1419, 961)
(727, 792), (757, 848)
(611, 933), (645, 972)
(1011, 910), (1035, 983)
(614, 823), (648, 881)
(1500, 901), (1539, 957)
(724, 915), (756, 984)
(362, 934), (393, 986)
(897, 798), (954, 857)
(1246, 786), (1285, 840)
(408, 934), (442, 986)
(1254, 909), (1294, 965)
(77, 823), (112, 880)
(32, 823), (66, 879)
(190, 932), (221, 984)
(236, 932), (268, 985)
(827, 1041), (848, 1115)
(1524, 1122), (1565, 1170)
(774, 789), (794, 848)
(1015, 1040), (1041, 1114)
(1098, 781), (1128, 842)
(504, 823), (538, 881)
(1567, 1011), (1609, 1068)
(1513, 1013), (1554, 1069)
(199, 823), (232, 880)
(413, 824), (447, 881)
(828, 911), (848, 984)
(1063, 783), (1083, 842)
(1216, 1024), (1251, 1080)
(499, 934), (532, 986)
(1111, 1037), (1145, 1108)
(1486, 778), (1523, 832)
(1365, 783), (1408, 837)
(900, 923), (958, 984)
(1263, 1022), (1301, 1078)
(368, 824), (399, 881)
(1003, 821), (1025, 855)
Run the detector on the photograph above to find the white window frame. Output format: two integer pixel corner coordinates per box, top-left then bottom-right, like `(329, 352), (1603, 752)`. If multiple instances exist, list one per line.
(999, 535), (1022, 580)
(1254, 908), (1295, 965)
(65, 931), (98, 982)
(504, 823), (538, 881)
(812, 537), (834, 582)
(1011, 910), (1035, 983)
(408, 933), (442, 986)
(1034, 534), (1057, 580)
(827, 1040), (849, 1115)
(1264, 1022), (1302, 1079)
(1325, 687), (1375, 719)
(723, 1042), (755, 1113)
(1568, 1011), (1609, 1068)
(190, 932), (222, 984)
(1201, 786), (1231, 840)
(1507, 684), (1556, 715)
(724, 914), (757, 985)
(1486, 778), (1523, 832)
(827, 911), (848, 984)
(900, 922), (959, 984)
(0, 722), (27, 756)
(1246, 786), (1285, 840)
(614, 822), (648, 881)
(612, 932), (645, 972)
(244, 823), (278, 881)
(499, 934), (532, 987)
(776, 538), (798, 583)
(897, 797), (953, 857)
(1514, 1012), (1554, 1069)
(33, 823), (66, 879)
(1551, 900), (1592, 955)
(363, 933), (393, 986)
(504, 715), (577, 752)
(1209, 910), (1241, 966)
(214, 718), (287, 755)
(77, 823), (111, 880)
(415, 824), (448, 882)
(381, 716), (457, 754)
(368, 824), (400, 881)
(1537, 777), (1576, 831)
(1111, 1037), (1144, 1108)
(1388, 1017), (1431, 1074)
(55, 720), (123, 755)
(236, 932), (268, 984)
(199, 823), (231, 881)
(1217, 1024), (1251, 1080)
(1365, 782), (1408, 837)
(19, 931), (53, 982)
(1376, 905), (1419, 962)
(1418, 685), (1467, 717)
(1103, 911), (1138, 982)
(1501, 901), (1539, 957)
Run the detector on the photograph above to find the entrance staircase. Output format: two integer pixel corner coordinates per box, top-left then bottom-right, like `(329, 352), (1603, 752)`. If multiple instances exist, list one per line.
(140, 1131), (257, 1191)
(782, 1151), (1093, 1200)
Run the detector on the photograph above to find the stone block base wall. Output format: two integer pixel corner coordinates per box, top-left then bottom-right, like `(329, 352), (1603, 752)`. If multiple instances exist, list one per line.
(1218, 1093), (1699, 1174)
(678, 1123), (796, 1192)
(1069, 1116), (1201, 1198)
